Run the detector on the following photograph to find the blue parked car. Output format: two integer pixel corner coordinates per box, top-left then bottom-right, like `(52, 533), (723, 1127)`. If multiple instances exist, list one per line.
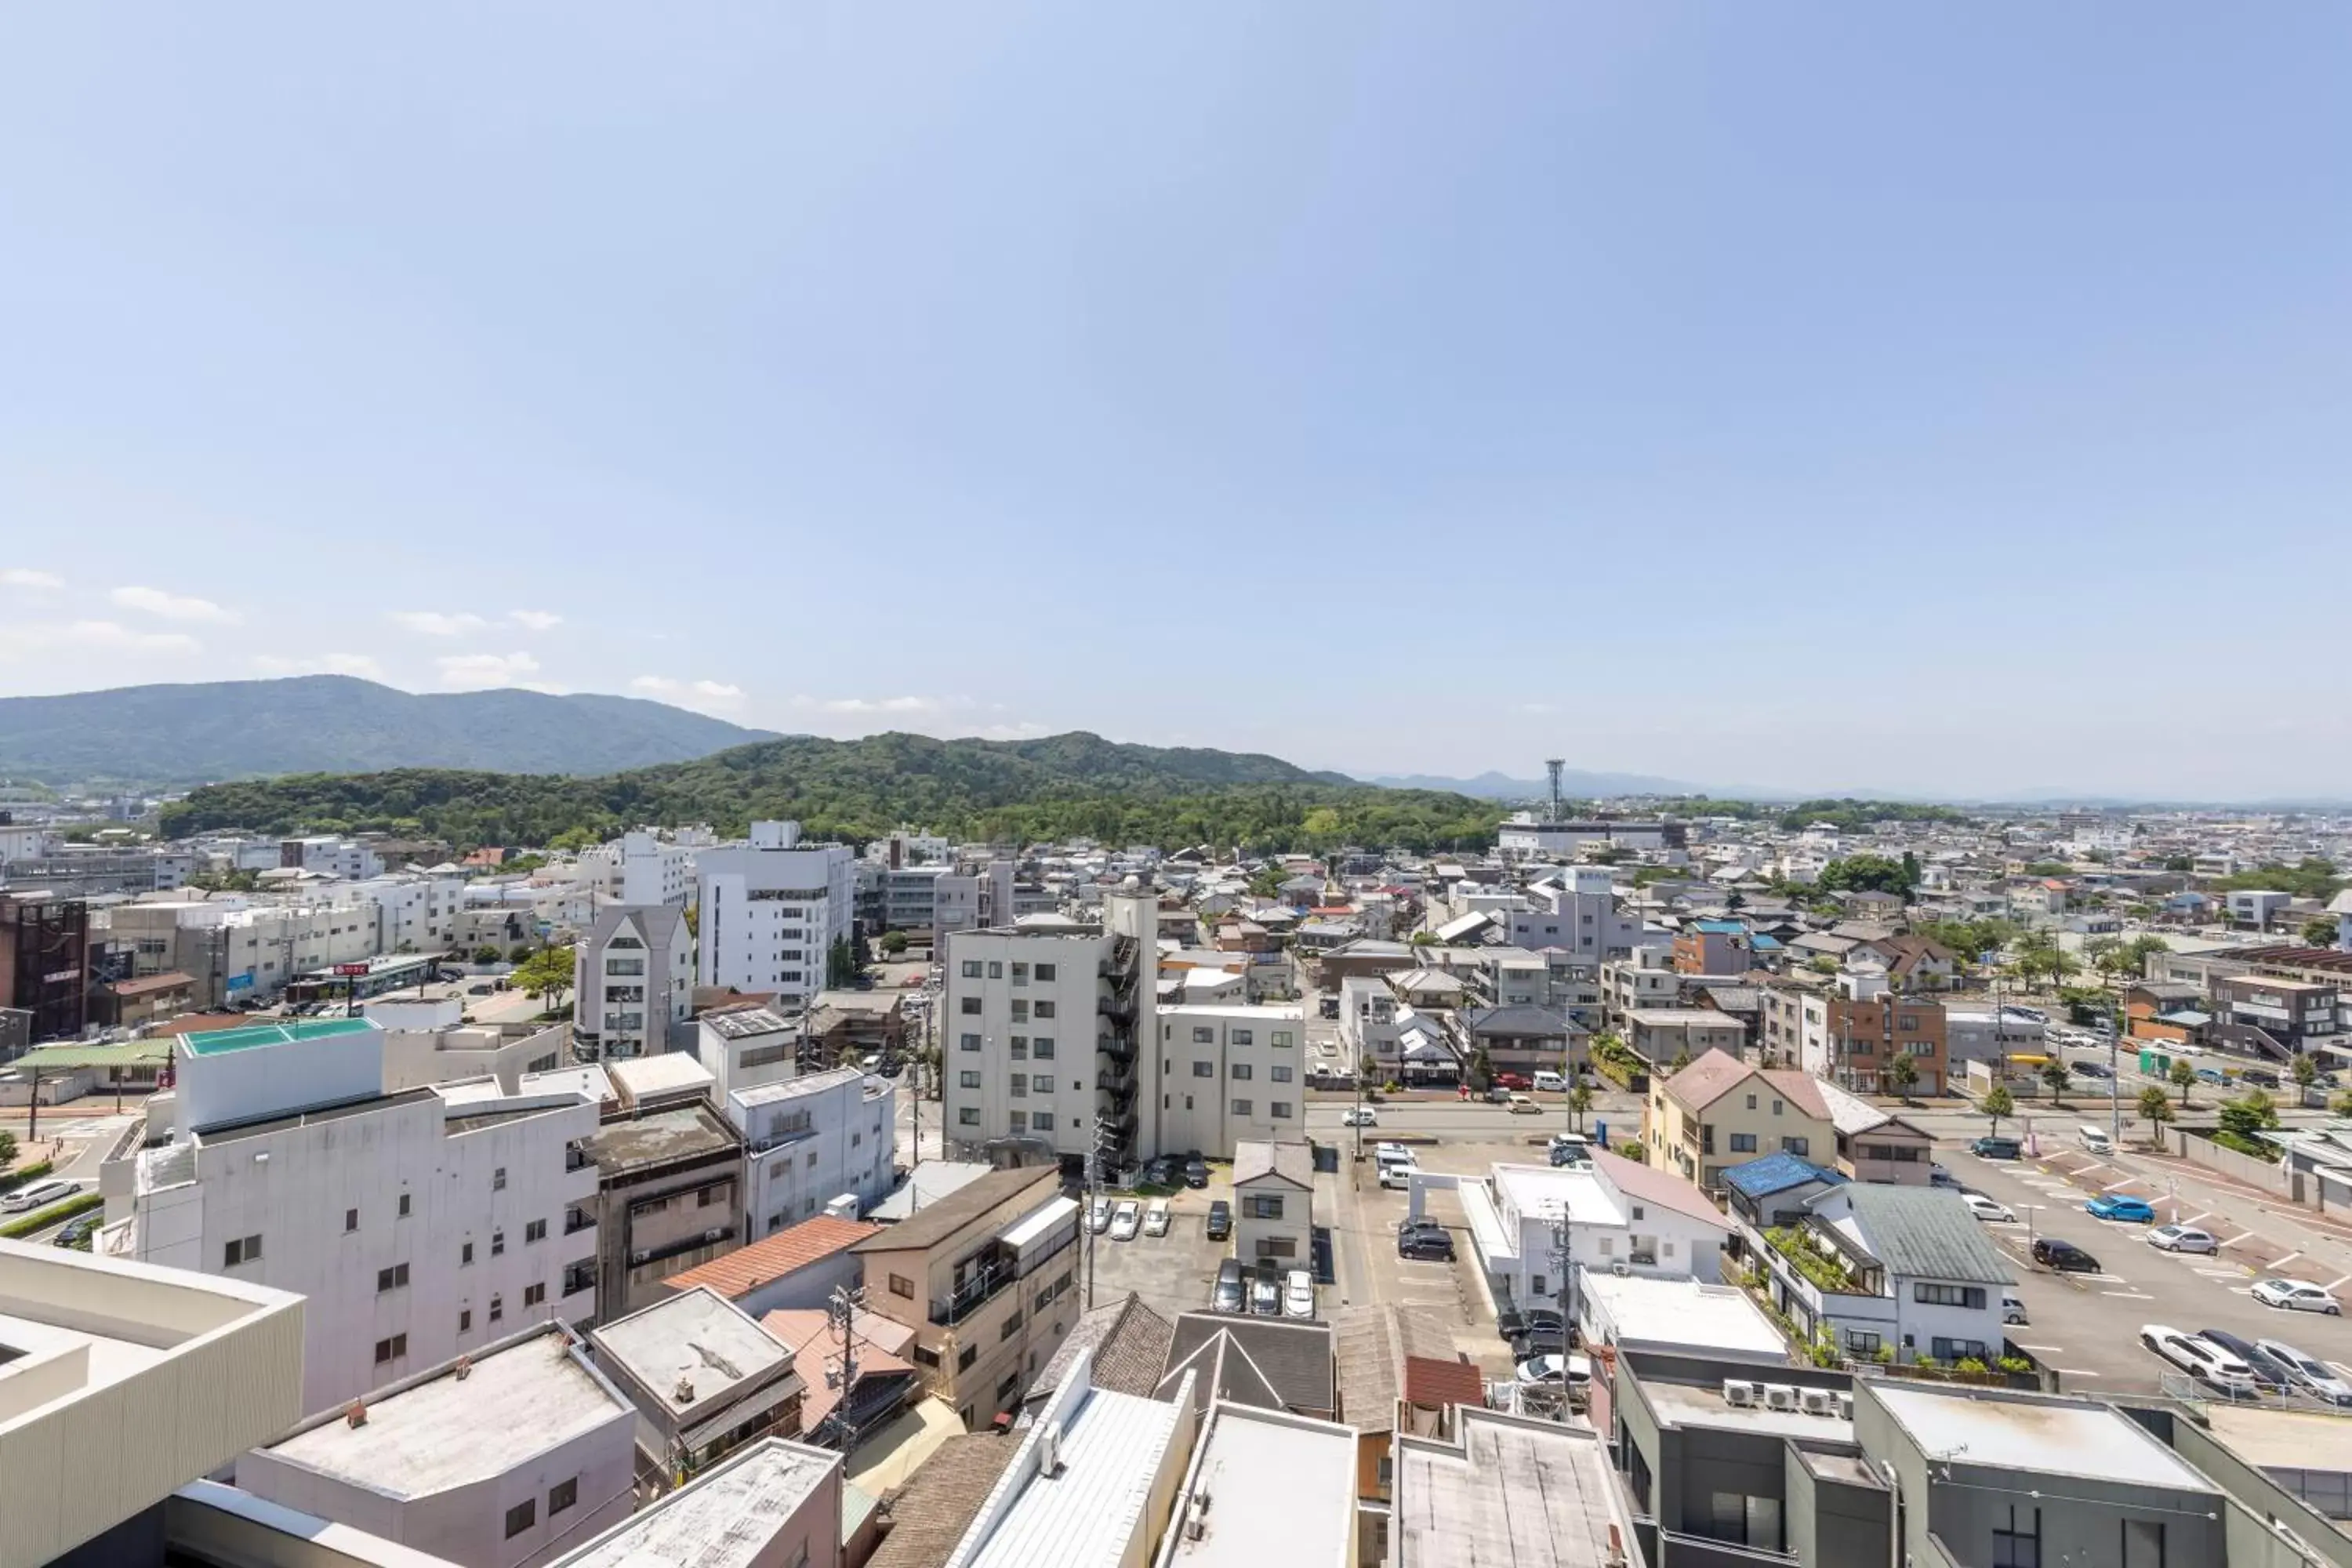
(2087, 1195), (2156, 1223)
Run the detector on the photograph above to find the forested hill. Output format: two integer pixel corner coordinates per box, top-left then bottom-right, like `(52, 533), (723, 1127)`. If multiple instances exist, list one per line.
(158, 731), (1503, 853)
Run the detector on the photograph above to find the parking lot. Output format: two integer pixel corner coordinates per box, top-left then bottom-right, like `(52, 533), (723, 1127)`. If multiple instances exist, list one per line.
(1944, 1139), (2352, 1399)
(1082, 1163), (1261, 1327)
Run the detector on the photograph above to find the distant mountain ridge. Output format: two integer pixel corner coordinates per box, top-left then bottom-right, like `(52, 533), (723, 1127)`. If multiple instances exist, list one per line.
(0, 676), (776, 784)
(1364, 768), (1706, 800)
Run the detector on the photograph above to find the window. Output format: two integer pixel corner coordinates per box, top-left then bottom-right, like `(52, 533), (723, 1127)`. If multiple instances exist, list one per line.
(1632, 1205), (1646, 1221)
(1011, 1000), (1029, 1022)
(961, 997), (982, 1015)
(959, 1107), (979, 1125)
(1231, 1029), (1252, 1046)
(549, 1477), (577, 1516)
(1036, 963), (1056, 981)
(462, 1240), (474, 1266)
(492, 1229), (506, 1256)
(1192, 1060), (1214, 1077)
(1034, 1036), (1055, 1058)
(1000, 1309), (1024, 1341)
(1034, 1000), (1056, 1018)
(1232, 1099), (1253, 1116)
(1781, 1137), (1809, 1156)
(960, 1033), (982, 1052)
(1011, 962), (1028, 982)
(493, 1166), (507, 1191)
(1010, 1036), (1029, 1059)
(1728, 1133), (1757, 1152)
(889, 1272), (915, 1298)
(1032, 1075), (1054, 1093)
(1745, 1094), (1758, 1110)
(1845, 1329), (1882, 1355)
(988, 961), (1004, 978)
(1271, 1030), (1293, 1047)
(373, 1334), (407, 1364)
(524, 1283), (546, 1307)
(459, 1308), (473, 1334)
(1193, 1027), (1215, 1044)
(377, 1263), (410, 1293)
(1248, 1195), (1284, 1219)
(489, 1295), (504, 1323)
(1034, 1112), (1056, 1131)
(1231, 1063), (1252, 1080)
(1914, 1283), (1987, 1308)
(1009, 1075), (1027, 1097)
(1272, 1102), (1293, 1119)
(223, 1235), (262, 1267)
(1771, 1099), (1784, 1116)
(1992, 1505), (2041, 1568)
(1706, 1494), (1782, 1553)
(345, 1207), (359, 1232)
(506, 1500), (536, 1540)
(960, 1070), (982, 1089)
(957, 1345), (978, 1372)
(962, 960), (982, 978)
(397, 1192), (412, 1218)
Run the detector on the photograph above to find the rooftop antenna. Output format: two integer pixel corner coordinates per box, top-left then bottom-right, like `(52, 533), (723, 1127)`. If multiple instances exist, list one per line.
(1545, 760), (1566, 823)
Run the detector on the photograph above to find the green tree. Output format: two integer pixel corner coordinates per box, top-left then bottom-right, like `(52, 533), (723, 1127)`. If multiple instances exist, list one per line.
(547, 826), (599, 852)
(471, 944), (501, 965)
(1886, 1052), (1918, 1103)
(2137, 1085), (2175, 1135)
(2039, 1058), (2071, 1105)
(2302, 916), (2341, 949)
(1568, 1084), (1594, 1132)
(1469, 1046), (1494, 1091)
(507, 943), (533, 964)
(2292, 1053), (2320, 1092)
(510, 945), (575, 1000)
(0, 1130), (16, 1169)
(1670, 1046), (1693, 1076)
(2217, 1089), (2281, 1145)
(1981, 1083), (2016, 1139)
(2333, 1089), (2352, 1120)
(879, 930), (909, 956)
(2169, 1056), (2197, 1108)
(1816, 854), (1915, 896)
(825, 936), (856, 989)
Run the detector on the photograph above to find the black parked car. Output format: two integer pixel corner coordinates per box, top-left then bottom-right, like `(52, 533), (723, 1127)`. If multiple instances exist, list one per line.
(1512, 1326), (1571, 1359)
(1496, 1307), (1566, 1341)
(2199, 1328), (2290, 1387)
(1183, 1155), (1210, 1189)
(1206, 1200), (1232, 1241)
(2033, 1237), (2100, 1272)
(1399, 1225), (1455, 1261)
(52, 1214), (100, 1249)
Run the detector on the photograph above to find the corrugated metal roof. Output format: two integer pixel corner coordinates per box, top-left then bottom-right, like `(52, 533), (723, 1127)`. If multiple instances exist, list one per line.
(1824, 1185), (2016, 1286)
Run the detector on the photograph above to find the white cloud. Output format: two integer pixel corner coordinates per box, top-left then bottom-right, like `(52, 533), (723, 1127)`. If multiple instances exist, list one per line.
(111, 585), (240, 623)
(0, 568), (64, 591)
(0, 619), (201, 658)
(786, 694), (948, 716)
(253, 652), (387, 681)
(436, 651), (541, 689)
(976, 720), (1051, 740)
(631, 675), (746, 713)
(509, 609), (564, 632)
(389, 611), (490, 637)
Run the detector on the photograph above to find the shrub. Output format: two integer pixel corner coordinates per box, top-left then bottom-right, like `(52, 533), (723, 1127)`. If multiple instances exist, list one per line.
(1875, 1345), (1896, 1365)
(1997, 1356), (2034, 1375)
(1617, 1141), (1645, 1161)
(1955, 1357), (1990, 1375)
(0, 1190), (103, 1241)
(0, 1160), (56, 1196)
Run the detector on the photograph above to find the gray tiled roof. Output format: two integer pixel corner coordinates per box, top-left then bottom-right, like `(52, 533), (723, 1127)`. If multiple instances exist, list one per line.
(1822, 1185), (2016, 1286)
(1155, 1313), (1334, 1420)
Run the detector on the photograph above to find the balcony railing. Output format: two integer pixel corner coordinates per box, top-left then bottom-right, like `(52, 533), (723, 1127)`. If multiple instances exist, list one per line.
(562, 1262), (597, 1297)
(564, 1209), (597, 1236)
(932, 1256), (1018, 1327)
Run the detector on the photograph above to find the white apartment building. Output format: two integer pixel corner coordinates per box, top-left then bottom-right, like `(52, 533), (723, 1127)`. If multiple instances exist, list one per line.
(0, 1241), (306, 1568)
(580, 827), (711, 910)
(729, 1065), (897, 1237)
(695, 1007), (802, 1101)
(1461, 1155), (1733, 1316)
(99, 1016), (601, 1417)
(1156, 1003), (1310, 1157)
(573, 904), (694, 1062)
(353, 872), (466, 953)
(281, 836), (386, 881)
(697, 821), (855, 1004)
(1504, 867), (1642, 960)
(941, 898), (1156, 1168)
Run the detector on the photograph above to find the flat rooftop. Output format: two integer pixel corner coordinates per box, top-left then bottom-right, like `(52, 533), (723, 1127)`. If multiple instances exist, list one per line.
(581, 1103), (736, 1171)
(1394, 1409), (1627, 1568)
(1872, 1385), (2215, 1492)
(590, 1287), (792, 1425)
(561, 1436), (840, 1568)
(261, 1328), (628, 1497)
(179, 1015), (379, 1058)
(1644, 1378), (1855, 1445)
(1491, 1164), (1623, 1229)
(1578, 1275), (1788, 1363)
(959, 1381), (1185, 1568)
(1163, 1406), (1356, 1568)
(2199, 1403), (2352, 1475)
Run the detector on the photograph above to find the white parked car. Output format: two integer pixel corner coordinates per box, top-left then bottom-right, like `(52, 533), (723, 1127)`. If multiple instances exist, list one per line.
(1962, 1193), (2015, 1223)
(2252, 1278), (2344, 1315)
(2146, 1225), (2219, 1254)
(2140, 1323), (2256, 1393)
(1515, 1353), (1593, 1388)
(1378, 1159), (1417, 1190)
(1109, 1200), (1142, 1242)
(2256, 1338), (2352, 1405)
(1087, 1197), (1112, 1235)
(1143, 1199), (1172, 1237)
(1341, 1107), (1378, 1127)
(1283, 1268), (1315, 1319)
(0, 1179), (78, 1214)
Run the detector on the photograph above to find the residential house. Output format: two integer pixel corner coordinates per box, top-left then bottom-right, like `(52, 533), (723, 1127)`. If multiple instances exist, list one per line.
(1671, 920), (1753, 976)
(1742, 1183), (2013, 1366)
(1815, 1078), (1933, 1185)
(1625, 1007), (1749, 1067)
(1848, 933), (1957, 991)
(1642, 1048), (1833, 1189)
(861, 1432), (1021, 1568)
(1459, 1153), (1731, 1318)
(1327, 1304), (1461, 1559)
(851, 1164), (1076, 1429)
(1457, 1003), (1585, 1083)
(557, 1436), (845, 1568)
(1230, 1139), (1314, 1268)
(659, 1213), (879, 1319)
(760, 1305), (921, 1451)
(1152, 1313), (1337, 1423)
(1720, 1153), (1848, 1231)
(587, 1285), (806, 1484)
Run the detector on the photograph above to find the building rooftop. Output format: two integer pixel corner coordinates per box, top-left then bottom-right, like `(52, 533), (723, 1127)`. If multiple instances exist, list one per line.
(559, 1436), (841, 1568)
(177, 1015), (378, 1058)
(1156, 1314), (1334, 1421)
(1392, 1408), (1630, 1568)
(1029, 1293), (1176, 1410)
(1822, 1185), (2015, 1286)
(1160, 1405), (1358, 1568)
(2198, 1403), (2352, 1475)
(579, 1102), (739, 1172)
(589, 1286), (795, 1428)
(1872, 1384), (2215, 1491)
(1720, 1152), (1846, 1201)
(733, 1063), (878, 1109)
(1231, 1139), (1313, 1189)
(662, 1214), (880, 1301)
(854, 1166), (1059, 1255)
(864, 1432), (1022, 1568)
(1329, 1305), (1458, 1436)
(702, 1007), (796, 1040)
(604, 1051), (717, 1104)
(259, 1326), (630, 1497)
(870, 1160), (996, 1223)
(1643, 1374), (1854, 1443)
(1576, 1274), (1789, 1362)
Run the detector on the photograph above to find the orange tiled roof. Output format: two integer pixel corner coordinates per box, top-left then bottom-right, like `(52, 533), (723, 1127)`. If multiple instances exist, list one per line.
(661, 1215), (878, 1300)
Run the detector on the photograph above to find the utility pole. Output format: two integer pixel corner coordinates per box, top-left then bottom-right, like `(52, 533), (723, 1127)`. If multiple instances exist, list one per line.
(824, 1283), (869, 1453)
(1548, 1214), (1575, 1423)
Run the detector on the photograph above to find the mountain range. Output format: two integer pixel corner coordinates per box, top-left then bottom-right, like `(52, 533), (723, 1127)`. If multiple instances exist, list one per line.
(1363, 768), (1707, 800)
(0, 677), (776, 784)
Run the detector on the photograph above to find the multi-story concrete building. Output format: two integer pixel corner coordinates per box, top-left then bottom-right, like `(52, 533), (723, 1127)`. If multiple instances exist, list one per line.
(572, 904), (694, 1063)
(1154, 1003), (1310, 1156)
(280, 836), (386, 881)
(728, 1065), (897, 1238)
(696, 822), (855, 1004)
(851, 1164), (1076, 1429)
(1505, 866), (1645, 962)
(0, 1240), (306, 1568)
(350, 872), (466, 955)
(575, 1097), (746, 1321)
(579, 828), (710, 910)
(99, 1017), (601, 1417)
(940, 897), (1156, 1169)
(692, 1007), (801, 1102)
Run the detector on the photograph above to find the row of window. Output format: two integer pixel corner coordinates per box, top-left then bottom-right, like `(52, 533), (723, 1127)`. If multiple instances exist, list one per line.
(961, 960), (1058, 981)
(1724, 1134), (1808, 1156)
(1186, 1061), (1293, 1082)
(1176, 1026), (1294, 1047)
(960, 997), (1058, 1018)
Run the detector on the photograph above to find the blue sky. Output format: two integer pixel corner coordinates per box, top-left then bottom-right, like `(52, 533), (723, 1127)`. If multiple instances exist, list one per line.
(4, 6), (2349, 800)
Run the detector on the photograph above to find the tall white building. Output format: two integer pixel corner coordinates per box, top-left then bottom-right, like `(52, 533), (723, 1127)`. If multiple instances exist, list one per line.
(572, 904), (694, 1062)
(696, 822), (855, 1004)
(99, 1016), (601, 1417)
(727, 1065), (898, 1238)
(1504, 866), (1643, 961)
(580, 827), (713, 909)
(940, 897), (1156, 1168)
(1153, 1002), (1310, 1156)
(353, 872), (466, 953)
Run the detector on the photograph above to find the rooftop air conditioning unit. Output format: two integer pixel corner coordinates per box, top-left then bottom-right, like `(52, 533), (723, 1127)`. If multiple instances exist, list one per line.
(1722, 1380), (1759, 1407)
(1837, 1392), (1856, 1420)
(1763, 1384), (1798, 1411)
(1800, 1388), (1835, 1416)
(1612, 1261), (1632, 1277)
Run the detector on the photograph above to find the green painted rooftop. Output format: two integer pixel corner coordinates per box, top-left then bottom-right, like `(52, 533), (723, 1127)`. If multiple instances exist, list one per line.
(180, 1016), (381, 1058)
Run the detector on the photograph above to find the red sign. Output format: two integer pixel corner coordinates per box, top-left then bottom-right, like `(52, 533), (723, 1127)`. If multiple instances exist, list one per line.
(333, 963), (371, 976)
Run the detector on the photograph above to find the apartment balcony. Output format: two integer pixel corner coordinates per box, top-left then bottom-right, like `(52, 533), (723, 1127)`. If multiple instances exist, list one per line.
(932, 1254), (1018, 1327)
(562, 1261), (597, 1298)
(564, 1207), (597, 1236)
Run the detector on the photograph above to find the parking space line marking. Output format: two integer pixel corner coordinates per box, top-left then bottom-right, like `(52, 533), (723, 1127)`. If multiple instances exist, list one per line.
(2217, 1232), (2254, 1248)
(2101, 1290), (2154, 1299)
(2271, 1252), (2302, 1272)
(2182, 1211), (2211, 1227)
(2331, 1363), (2352, 1381)
(2013, 1344), (2064, 1353)
(2194, 1267), (2246, 1279)
(2327, 1273), (2352, 1292)
(2056, 1368), (2103, 1377)
(2101, 1175), (2146, 1192)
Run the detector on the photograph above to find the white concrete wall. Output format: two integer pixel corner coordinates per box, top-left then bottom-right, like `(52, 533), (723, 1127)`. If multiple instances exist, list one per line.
(696, 835), (854, 1003)
(737, 1071), (897, 1236)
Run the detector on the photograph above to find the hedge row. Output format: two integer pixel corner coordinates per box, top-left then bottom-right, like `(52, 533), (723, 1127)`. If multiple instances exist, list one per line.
(0, 1160), (56, 1196)
(0, 1191), (104, 1241)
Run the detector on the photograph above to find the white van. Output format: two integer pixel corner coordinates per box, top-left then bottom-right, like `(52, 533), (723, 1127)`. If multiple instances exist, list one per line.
(1532, 1070), (1569, 1093)
(1378, 1159), (1417, 1190)
(2079, 1125), (2113, 1156)
(1, 1179), (78, 1214)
